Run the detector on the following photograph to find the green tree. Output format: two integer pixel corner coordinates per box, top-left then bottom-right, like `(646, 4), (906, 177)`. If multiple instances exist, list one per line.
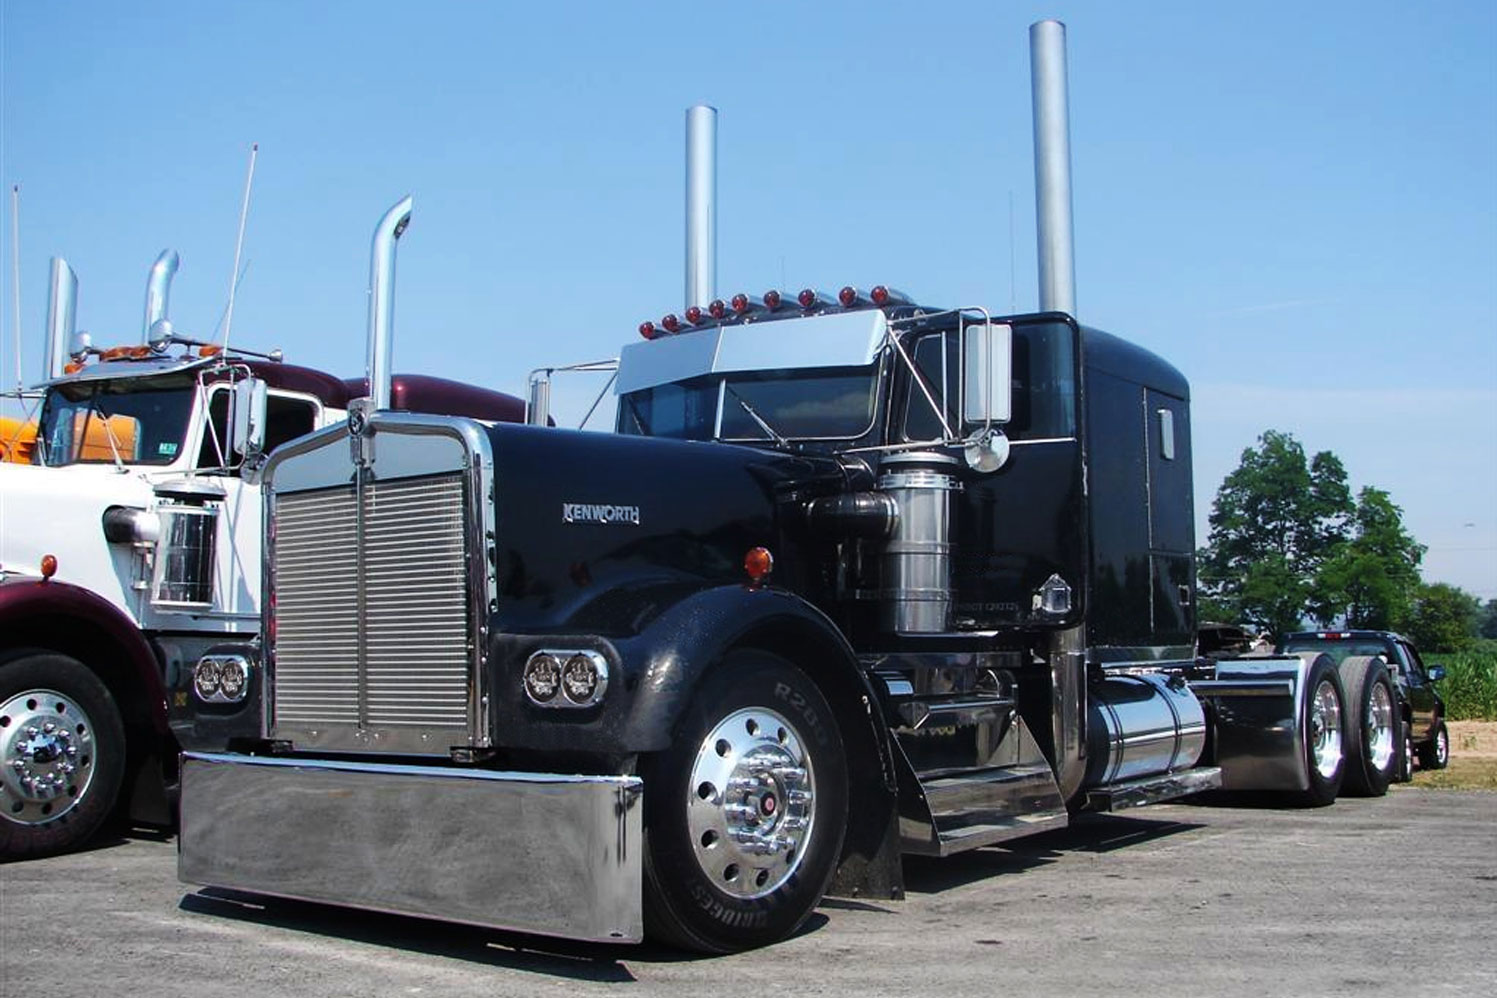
(1197, 430), (1353, 636)
(1481, 599), (1497, 640)
(1315, 487), (1425, 629)
(1406, 583), (1482, 651)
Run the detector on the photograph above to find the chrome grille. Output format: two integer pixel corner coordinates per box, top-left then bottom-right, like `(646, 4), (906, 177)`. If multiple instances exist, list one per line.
(271, 473), (472, 747)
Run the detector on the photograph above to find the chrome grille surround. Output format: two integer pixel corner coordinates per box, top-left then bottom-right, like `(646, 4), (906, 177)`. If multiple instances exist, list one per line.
(263, 413), (496, 755)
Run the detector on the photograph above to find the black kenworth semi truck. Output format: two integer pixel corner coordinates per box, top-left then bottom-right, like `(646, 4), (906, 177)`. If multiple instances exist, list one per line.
(171, 210), (1383, 953)
(174, 25), (1398, 954)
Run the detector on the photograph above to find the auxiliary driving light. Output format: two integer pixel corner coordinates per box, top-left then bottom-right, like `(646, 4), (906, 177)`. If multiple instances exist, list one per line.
(192, 654), (253, 704)
(193, 659), (222, 701)
(523, 653), (562, 704)
(524, 650), (609, 708)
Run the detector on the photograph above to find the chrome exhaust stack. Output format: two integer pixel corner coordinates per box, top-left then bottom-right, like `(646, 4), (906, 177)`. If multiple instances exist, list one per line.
(45, 257), (78, 380)
(684, 104), (716, 311)
(1031, 19), (1086, 801)
(1030, 19), (1077, 316)
(143, 249), (180, 343)
(366, 196), (412, 412)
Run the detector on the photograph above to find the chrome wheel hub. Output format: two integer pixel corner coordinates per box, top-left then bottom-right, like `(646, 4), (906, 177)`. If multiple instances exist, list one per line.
(0, 689), (96, 825)
(1309, 679), (1343, 781)
(1365, 682), (1395, 772)
(686, 706), (815, 900)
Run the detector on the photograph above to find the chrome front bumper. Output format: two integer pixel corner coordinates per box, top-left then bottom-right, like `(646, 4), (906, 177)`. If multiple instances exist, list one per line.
(178, 752), (643, 943)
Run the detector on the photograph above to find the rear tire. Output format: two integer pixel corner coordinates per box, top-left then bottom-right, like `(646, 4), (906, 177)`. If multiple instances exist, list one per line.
(1285, 655), (1345, 807)
(1418, 721), (1450, 771)
(1337, 657), (1398, 797)
(0, 651), (126, 860)
(641, 650), (848, 953)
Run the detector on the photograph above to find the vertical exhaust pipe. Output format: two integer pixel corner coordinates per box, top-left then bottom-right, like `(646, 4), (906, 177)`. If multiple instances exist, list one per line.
(45, 257), (78, 381)
(143, 249), (180, 343)
(685, 104), (717, 311)
(1031, 19), (1087, 803)
(366, 196), (412, 412)
(1030, 19), (1077, 317)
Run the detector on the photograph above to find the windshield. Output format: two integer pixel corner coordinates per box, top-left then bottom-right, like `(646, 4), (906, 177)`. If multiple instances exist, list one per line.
(618, 367), (880, 442)
(37, 377), (197, 467)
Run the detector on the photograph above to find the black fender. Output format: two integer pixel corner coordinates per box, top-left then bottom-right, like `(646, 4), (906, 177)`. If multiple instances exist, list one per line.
(487, 583), (904, 895)
(0, 577), (168, 735)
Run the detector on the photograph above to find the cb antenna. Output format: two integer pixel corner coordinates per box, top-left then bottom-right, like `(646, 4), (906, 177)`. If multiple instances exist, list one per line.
(9, 184), (21, 394)
(219, 142), (259, 353)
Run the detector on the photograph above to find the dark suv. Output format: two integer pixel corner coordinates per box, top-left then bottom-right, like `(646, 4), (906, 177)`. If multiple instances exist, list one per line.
(1279, 631), (1449, 780)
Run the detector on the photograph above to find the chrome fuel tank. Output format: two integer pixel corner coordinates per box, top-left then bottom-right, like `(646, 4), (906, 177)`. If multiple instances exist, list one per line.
(1083, 674), (1206, 787)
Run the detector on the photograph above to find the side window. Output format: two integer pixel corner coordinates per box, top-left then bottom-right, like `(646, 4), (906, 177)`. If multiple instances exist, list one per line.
(197, 390), (318, 473)
(1399, 642), (1428, 685)
(262, 395), (318, 452)
(904, 335), (957, 441)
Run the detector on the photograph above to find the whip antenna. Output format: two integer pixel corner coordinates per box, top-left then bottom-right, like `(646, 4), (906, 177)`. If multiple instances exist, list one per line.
(9, 185), (21, 394)
(220, 143), (259, 352)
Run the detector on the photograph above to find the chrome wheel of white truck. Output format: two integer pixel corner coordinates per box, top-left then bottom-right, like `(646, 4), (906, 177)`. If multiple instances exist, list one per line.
(0, 652), (125, 859)
(642, 651), (848, 953)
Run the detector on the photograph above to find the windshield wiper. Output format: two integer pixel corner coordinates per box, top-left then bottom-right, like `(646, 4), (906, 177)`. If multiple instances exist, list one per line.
(724, 385), (789, 447)
(79, 391), (127, 472)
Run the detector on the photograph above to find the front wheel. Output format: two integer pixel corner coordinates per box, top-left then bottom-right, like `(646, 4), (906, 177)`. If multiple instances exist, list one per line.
(1419, 721), (1450, 771)
(641, 650), (848, 953)
(0, 651), (126, 860)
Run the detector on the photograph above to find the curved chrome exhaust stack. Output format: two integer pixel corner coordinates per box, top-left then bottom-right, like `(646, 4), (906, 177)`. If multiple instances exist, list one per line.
(365, 196), (412, 412)
(143, 249), (180, 344)
(45, 257), (78, 380)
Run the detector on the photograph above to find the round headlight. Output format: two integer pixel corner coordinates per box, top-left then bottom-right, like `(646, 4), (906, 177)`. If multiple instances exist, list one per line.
(523, 653), (562, 704)
(563, 654), (600, 704)
(193, 659), (222, 701)
(217, 658), (249, 701)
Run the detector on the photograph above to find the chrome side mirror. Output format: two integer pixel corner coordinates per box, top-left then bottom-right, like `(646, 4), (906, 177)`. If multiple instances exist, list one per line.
(231, 377), (267, 457)
(963, 320), (1013, 426)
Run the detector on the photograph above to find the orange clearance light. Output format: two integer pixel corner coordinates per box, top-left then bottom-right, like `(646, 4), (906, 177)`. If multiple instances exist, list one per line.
(64, 361), (83, 374)
(198, 345), (223, 358)
(744, 546), (774, 585)
(40, 554), (58, 580)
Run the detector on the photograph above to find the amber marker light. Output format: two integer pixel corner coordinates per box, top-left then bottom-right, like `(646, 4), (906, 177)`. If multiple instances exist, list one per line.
(744, 546), (774, 586)
(40, 554), (58, 580)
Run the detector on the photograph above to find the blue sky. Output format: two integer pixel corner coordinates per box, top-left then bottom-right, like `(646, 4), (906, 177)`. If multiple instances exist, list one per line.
(3, 1), (1494, 600)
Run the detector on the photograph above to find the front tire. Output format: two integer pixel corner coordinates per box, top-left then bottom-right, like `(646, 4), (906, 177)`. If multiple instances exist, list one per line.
(1419, 721), (1450, 771)
(1337, 657), (1398, 797)
(0, 651), (126, 860)
(641, 650), (848, 953)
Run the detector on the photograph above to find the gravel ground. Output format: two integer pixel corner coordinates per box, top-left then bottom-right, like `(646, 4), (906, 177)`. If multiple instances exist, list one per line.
(2, 788), (1494, 998)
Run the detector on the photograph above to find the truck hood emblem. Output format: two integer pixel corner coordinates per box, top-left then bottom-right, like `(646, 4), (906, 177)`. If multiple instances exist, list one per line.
(562, 502), (640, 526)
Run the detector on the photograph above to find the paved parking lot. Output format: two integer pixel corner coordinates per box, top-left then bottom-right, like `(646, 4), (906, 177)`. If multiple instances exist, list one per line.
(2, 788), (1494, 998)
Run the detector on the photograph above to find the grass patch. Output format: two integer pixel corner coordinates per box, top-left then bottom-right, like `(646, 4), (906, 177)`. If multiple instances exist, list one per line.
(1427, 644), (1497, 720)
(1406, 757), (1497, 791)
